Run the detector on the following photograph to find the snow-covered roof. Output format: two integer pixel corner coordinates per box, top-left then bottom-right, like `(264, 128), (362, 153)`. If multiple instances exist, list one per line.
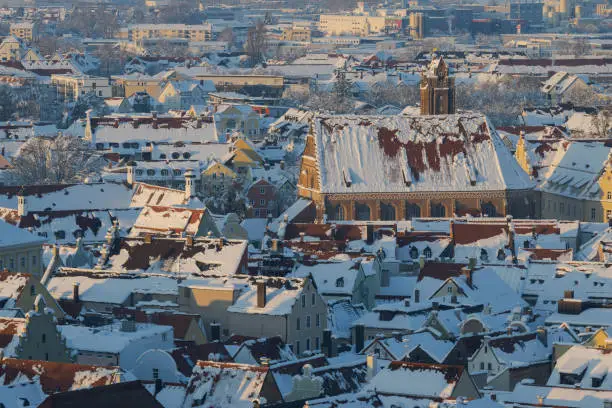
(293, 260), (360, 296)
(129, 205), (217, 237)
(0, 272), (31, 309)
(129, 183), (190, 208)
(183, 361), (275, 408)
(0, 219), (45, 247)
(227, 276), (308, 316)
(504, 383), (612, 407)
(308, 114), (533, 194)
(59, 322), (173, 354)
(549, 345), (612, 389)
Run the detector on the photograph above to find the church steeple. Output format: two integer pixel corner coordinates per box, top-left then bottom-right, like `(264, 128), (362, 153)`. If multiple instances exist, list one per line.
(420, 56), (456, 115)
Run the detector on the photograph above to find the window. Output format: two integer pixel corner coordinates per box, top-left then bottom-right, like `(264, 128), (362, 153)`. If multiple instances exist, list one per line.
(173, 169), (182, 176)
(296, 318), (301, 331)
(161, 169), (169, 176)
(487, 363), (492, 370)
(608, 191), (612, 200)
(32, 256), (36, 266)
(260, 187), (265, 194)
(480, 249), (488, 262)
(336, 277), (344, 287)
(260, 199), (265, 206)
(480, 362), (485, 370)
(447, 286), (453, 294)
(592, 208), (597, 220)
(20, 257), (25, 268)
(9, 258), (13, 270)
(30, 285), (35, 296)
(306, 315), (311, 328)
(423, 246), (432, 259)
(316, 313), (320, 327)
(162, 333), (167, 341)
(311, 293), (316, 306)
(295, 341), (300, 355)
(305, 338), (310, 351)
(254, 210), (260, 217)
(315, 337), (320, 350)
(152, 368), (159, 380)
(560, 202), (565, 213)
(41, 333), (46, 343)
(409, 246), (419, 259)
(301, 294), (306, 308)
(147, 169), (155, 176)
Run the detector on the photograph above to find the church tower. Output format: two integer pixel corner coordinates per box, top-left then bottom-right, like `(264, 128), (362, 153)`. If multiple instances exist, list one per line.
(420, 56), (456, 115)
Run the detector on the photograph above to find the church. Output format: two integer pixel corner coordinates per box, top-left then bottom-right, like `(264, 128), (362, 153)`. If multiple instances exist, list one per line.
(297, 57), (537, 222)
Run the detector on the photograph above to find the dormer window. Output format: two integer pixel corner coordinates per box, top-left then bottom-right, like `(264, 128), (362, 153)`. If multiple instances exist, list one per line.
(480, 249), (488, 262)
(497, 249), (505, 261)
(409, 246), (419, 260)
(423, 246), (432, 259)
(336, 277), (344, 287)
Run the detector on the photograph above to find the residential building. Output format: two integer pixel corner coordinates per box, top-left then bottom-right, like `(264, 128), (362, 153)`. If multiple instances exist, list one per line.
(51, 75), (113, 101)
(10, 22), (37, 42)
(0, 220), (45, 276)
(127, 24), (213, 42)
(247, 179), (278, 218)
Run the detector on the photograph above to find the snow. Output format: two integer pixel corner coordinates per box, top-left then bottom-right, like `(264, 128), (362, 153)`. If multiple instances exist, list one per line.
(293, 260), (359, 296)
(227, 277), (306, 316)
(0, 274), (30, 309)
(505, 383), (612, 407)
(312, 114), (532, 195)
(59, 322), (173, 354)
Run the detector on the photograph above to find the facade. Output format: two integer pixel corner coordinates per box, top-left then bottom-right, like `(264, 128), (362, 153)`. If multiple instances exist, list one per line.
(247, 179), (279, 218)
(420, 57), (455, 115)
(0, 36), (25, 61)
(10, 22), (37, 42)
(281, 27), (312, 42)
(127, 24), (213, 42)
(51, 75), (113, 101)
(319, 15), (402, 36)
(297, 114), (535, 222)
(0, 221), (45, 277)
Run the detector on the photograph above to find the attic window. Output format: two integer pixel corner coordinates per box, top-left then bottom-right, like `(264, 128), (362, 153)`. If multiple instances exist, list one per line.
(423, 246), (432, 259)
(497, 249), (505, 261)
(342, 168), (352, 187)
(409, 246), (419, 259)
(480, 249), (489, 262)
(336, 277), (344, 287)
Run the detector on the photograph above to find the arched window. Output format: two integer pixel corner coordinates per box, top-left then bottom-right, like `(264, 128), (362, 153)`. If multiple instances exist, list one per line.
(159, 154), (167, 159)
(172, 152), (180, 159)
(173, 169), (182, 176)
(423, 246), (432, 259)
(355, 203), (371, 221)
(135, 169), (143, 176)
(335, 205), (344, 221)
(406, 203), (421, 219)
(380, 203), (396, 221)
(431, 202), (446, 217)
(161, 169), (169, 176)
(481, 202), (497, 217)
(146, 169), (155, 176)
(183, 152), (191, 159)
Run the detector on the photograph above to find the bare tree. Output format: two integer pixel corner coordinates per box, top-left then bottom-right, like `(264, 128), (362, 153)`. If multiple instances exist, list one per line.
(12, 135), (104, 185)
(592, 111), (611, 139)
(0, 85), (15, 121)
(245, 22), (267, 67)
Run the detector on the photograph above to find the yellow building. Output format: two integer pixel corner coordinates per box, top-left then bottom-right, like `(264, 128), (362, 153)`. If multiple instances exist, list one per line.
(201, 161), (239, 195)
(10, 22), (37, 42)
(0, 36), (25, 62)
(51, 74), (113, 101)
(281, 27), (311, 42)
(112, 74), (165, 98)
(319, 14), (394, 36)
(127, 24), (213, 42)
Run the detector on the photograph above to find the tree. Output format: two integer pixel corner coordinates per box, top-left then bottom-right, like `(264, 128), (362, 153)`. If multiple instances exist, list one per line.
(58, 92), (108, 129)
(11, 135), (104, 185)
(333, 72), (353, 102)
(218, 27), (235, 49)
(591, 111), (611, 139)
(0, 86), (15, 121)
(245, 22), (267, 67)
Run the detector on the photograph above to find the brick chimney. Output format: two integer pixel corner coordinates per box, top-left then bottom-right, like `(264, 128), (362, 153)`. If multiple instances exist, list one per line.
(73, 282), (80, 303)
(256, 281), (266, 308)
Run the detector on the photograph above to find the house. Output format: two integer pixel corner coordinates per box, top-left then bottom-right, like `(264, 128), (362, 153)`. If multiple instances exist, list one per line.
(467, 329), (569, 390)
(200, 161), (240, 197)
(212, 213), (249, 240)
(293, 258), (380, 309)
(0, 271), (64, 318)
(183, 361), (283, 408)
(368, 361), (481, 401)
(104, 97), (132, 113)
(246, 179), (279, 218)
(0, 295), (71, 362)
(214, 104), (265, 140)
(541, 72), (591, 104)
(113, 309), (207, 345)
(0, 220), (45, 276)
(297, 114), (535, 222)
(502, 382), (612, 408)
(58, 321), (174, 369)
(157, 80), (212, 111)
(548, 344), (612, 390)
(129, 205), (221, 238)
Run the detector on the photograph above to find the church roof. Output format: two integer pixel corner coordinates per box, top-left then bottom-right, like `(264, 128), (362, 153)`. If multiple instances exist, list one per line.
(308, 114), (534, 195)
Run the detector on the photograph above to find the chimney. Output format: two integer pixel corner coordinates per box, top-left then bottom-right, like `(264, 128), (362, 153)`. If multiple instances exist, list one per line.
(564, 290), (574, 299)
(17, 192), (27, 217)
(280, 160), (285, 170)
(323, 329), (333, 357)
(381, 268), (390, 287)
(537, 326), (547, 346)
(449, 219), (455, 241)
(271, 239), (279, 253)
(210, 322), (221, 342)
(366, 354), (377, 381)
(186, 235), (194, 246)
(354, 324), (365, 353)
(144, 233), (152, 244)
(366, 224), (374, 245)
(126, 162), (136, 187)
(256, 281), (266, 308)
(507, 326), (513, 336)
(73, 282), (80, 303)
(154, 378), (163, 396)
(461, 265), (473, 287)
(184, 170), (195, 199)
